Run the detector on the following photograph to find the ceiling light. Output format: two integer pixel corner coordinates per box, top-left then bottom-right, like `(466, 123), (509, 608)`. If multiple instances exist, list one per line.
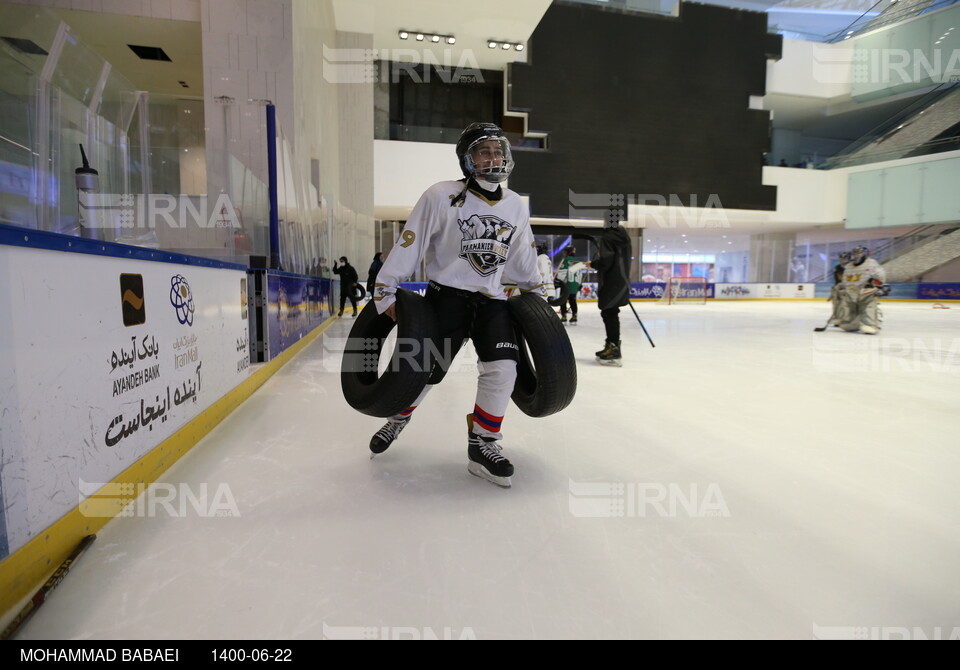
(501, 43), (511, 50)
(416, 33), (424, 41)
(515, 44), (524, 51)
(447, 36), (456, 44)
(431, 35), (440, 43)
(399, 31), (408, 39)
(488, 41), (497, 49)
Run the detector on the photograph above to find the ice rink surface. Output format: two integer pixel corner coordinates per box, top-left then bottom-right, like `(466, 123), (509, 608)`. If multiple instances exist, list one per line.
(13, 300), (960, 640)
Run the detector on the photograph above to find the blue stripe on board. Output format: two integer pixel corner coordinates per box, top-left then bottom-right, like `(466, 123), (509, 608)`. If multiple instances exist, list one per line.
(0, 223), (247, 271)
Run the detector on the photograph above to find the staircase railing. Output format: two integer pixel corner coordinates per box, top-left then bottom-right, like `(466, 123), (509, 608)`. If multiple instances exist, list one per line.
(816, 83), (960, 169)
(825, 0), (959, 43)
(809, 224), (943, 281)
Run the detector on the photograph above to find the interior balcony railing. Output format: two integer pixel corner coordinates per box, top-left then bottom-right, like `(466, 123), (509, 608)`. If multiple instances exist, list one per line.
(826, 0), (959, 43)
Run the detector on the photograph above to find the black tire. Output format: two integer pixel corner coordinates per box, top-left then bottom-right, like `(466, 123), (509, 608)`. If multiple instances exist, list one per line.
(508, 293), (577, 417)
(547, 279), (569, 307)
(340, 289), (439, 417)
(350, 284), (366, 301)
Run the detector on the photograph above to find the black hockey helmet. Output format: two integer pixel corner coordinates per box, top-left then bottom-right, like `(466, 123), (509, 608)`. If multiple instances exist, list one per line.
(851, 246), (868, 264)
(839, 251), (852, 264)
(455, 122), (515, 183)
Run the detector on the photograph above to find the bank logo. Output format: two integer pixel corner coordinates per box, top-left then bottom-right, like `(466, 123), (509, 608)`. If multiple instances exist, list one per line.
(457, 214), (516, 277)
(170, 275), (195, 326)
(120, 274), (145, 326)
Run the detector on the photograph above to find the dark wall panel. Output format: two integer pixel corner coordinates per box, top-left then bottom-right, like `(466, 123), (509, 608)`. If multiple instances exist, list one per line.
(508, 1), (782, 218)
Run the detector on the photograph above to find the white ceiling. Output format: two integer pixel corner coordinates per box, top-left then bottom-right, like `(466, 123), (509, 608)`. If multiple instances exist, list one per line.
(331, 0), (552, 71)
(51, 8), (204, 98)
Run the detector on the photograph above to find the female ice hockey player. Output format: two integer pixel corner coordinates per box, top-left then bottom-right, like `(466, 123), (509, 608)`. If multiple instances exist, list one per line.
(366, 122), (549, 487)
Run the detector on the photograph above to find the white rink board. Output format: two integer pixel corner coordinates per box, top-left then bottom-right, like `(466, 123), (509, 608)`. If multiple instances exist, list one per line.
(715, 283), (815, 299)
(0, 245), (250, 557)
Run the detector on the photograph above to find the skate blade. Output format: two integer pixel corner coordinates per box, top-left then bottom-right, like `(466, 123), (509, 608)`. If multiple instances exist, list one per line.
(468, 461), (512, 488)
(596, 357), (622, 367)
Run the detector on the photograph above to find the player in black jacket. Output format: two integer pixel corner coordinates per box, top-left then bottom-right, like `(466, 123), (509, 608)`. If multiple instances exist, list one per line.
(333, 257), (360, 317)
(592, 220), (632, 365)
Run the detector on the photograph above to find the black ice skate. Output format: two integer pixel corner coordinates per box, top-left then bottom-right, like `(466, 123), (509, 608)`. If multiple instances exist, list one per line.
(466, 415), (513, 488)
(369, 417), (410, 457)
(596, 341), (622, 367)
(569, 315), (577, 324)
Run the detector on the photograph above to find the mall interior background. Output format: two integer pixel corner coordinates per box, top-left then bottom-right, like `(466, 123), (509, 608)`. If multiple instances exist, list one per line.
(1, 0), (958, 288)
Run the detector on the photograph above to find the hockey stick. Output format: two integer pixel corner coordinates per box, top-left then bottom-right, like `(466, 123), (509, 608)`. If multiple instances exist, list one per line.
(813, 320), (832, 332)
(627, 301), (656, 348)
(0, 534), (97, 640)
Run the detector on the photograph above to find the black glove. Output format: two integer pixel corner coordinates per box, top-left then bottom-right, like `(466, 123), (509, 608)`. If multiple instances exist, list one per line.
(877, 284), (891, 297)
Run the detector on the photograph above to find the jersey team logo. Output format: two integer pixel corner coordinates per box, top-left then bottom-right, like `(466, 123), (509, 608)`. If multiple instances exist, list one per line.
(457, 214), (516, 277)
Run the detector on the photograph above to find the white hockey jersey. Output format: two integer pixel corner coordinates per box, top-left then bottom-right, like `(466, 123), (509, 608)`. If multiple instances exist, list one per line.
(537, 253), (553, 288)
(842, 258), (885, 289)
(556, 259), (586, 284)
(374, 180), (548, 313)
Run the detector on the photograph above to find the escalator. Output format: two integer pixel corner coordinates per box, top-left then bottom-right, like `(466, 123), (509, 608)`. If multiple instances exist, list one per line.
(828, 0), (959, 42)
(883, 225), (960, 280)
(818, 82), (960, 168)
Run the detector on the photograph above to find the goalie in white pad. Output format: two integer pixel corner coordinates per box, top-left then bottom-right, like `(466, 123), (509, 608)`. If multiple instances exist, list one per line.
(827, 251), (852, 326)
(836, 246), (887, 334)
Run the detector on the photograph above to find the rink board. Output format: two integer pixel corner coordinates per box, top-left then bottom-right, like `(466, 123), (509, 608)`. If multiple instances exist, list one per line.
(0, 243), (249, 562)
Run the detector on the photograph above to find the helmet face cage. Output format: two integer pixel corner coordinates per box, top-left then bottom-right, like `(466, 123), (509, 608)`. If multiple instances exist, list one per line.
(839, 252), (852, 264)
(851, 246), (868, 263)
(456, 123), (514, 183)
(464, 137), (514, 183)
